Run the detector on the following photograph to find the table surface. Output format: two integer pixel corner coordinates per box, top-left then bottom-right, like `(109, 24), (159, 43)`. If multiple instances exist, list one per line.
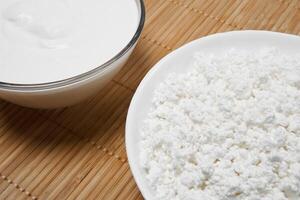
(0, 0), (299, 199)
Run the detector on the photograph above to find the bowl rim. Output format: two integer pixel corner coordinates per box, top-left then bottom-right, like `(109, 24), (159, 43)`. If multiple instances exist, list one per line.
(0, 0), (145, 91)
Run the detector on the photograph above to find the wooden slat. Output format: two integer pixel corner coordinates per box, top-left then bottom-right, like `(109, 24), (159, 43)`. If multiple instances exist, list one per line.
(0, 0), (299, 199)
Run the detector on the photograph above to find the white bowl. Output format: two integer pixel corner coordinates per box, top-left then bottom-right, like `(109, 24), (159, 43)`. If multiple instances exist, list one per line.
(126, 30), (300, 199)
(0, 0), (145, 109)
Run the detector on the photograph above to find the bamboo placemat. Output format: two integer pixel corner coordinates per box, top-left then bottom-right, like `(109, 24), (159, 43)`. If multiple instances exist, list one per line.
(0, 0), (299, 199)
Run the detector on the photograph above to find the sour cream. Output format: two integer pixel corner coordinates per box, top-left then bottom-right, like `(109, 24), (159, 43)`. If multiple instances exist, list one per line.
(0, 0), (139, 84)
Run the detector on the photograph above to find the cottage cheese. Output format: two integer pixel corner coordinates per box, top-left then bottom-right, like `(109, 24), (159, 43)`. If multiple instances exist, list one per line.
(140, 48), (300, 200)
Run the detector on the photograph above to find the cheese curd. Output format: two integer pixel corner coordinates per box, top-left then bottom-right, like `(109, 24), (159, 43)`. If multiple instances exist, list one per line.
(140, 48), (300, 200)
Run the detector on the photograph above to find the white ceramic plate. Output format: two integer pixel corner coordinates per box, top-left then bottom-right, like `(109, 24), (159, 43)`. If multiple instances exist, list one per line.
(125, 30), (300, 199)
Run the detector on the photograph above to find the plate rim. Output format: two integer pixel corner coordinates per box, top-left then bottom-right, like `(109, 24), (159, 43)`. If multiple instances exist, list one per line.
(125, 30), (300, 199)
